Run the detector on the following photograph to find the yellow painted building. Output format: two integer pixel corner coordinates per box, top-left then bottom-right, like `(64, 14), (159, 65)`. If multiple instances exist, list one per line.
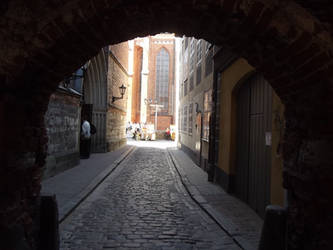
(214, 57), (285, 217)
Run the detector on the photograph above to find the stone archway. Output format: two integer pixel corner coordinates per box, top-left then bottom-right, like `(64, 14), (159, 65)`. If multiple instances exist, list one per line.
(1, 0), (333, 249)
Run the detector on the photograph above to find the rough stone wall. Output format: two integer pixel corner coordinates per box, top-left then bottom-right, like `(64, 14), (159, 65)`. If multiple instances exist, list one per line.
(0, 0), (333, 249)
(0, 89), (52, 249)
(106, 45), (129, 152)
(110, 42), (129, 72)
(106, 107), (127, 152)
(44, 89), (81, 179)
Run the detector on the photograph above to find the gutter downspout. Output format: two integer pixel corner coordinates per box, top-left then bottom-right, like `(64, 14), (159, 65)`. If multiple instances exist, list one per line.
(207, 66), (217, 182)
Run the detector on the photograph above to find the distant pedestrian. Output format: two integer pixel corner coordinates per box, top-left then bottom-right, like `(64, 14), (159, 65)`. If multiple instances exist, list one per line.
(80, 116), (91, 159)
(165, 127), (171, 140)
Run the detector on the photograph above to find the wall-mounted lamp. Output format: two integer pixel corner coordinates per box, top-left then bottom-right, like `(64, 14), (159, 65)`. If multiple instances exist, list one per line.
(112, 84), (126, 103)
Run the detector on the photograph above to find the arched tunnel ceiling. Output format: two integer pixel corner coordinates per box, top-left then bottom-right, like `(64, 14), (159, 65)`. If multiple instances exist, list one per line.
(1, 2), (333, 249)
(295, 0), (333, 27)
(0, 0), (333, 104)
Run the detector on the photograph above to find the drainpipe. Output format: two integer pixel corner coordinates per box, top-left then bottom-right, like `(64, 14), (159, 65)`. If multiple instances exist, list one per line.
(207, 71), (217, 182)
(195, 103), (203, 168)
(199, 110), (203, 168)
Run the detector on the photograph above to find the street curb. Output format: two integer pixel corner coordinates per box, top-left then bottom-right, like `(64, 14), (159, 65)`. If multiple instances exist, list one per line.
(58, 146), (136, 224)
(167, 148), (256, 250)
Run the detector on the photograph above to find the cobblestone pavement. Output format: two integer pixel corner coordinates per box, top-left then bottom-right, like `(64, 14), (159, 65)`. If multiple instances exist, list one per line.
(60, 147), (241, 249)
(169, 149), (262, 250)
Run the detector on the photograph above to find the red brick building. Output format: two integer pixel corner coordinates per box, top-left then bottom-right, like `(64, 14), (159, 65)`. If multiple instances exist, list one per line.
(130, 34), (176, 132)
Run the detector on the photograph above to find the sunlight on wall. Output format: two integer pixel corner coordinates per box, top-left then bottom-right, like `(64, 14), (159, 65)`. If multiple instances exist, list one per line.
(174, 37), (181, 144)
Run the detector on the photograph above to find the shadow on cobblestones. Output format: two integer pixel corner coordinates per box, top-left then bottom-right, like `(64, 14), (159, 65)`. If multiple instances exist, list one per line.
(60, 147), (241, 249)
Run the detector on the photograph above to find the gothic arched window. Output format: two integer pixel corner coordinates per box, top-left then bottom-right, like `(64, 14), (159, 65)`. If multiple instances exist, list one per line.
(156, 48), (169, 112)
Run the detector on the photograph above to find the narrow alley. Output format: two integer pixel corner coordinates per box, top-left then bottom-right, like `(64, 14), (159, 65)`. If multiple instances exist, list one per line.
(2, 1), (333, 249)
(42, 141), (262, 250)
(58, 146), (239, 249)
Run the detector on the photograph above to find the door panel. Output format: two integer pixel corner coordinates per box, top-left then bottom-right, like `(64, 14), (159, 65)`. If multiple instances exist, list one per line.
(91, 110), (106, 153)
(235, 74), (272, 218)
(235, 80), (250, 202)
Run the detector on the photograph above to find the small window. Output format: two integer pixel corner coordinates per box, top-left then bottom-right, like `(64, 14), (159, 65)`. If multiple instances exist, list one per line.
(196, 65), (202, 86)
(202, 89), (212, 141)
(189, 75), (194, 92)
(205, 48), (213, 76)
(183, 106), (188, 132)
(184, 79), (188, 96)
(188, 103), (193, 135)
(179, 108), (182, 131)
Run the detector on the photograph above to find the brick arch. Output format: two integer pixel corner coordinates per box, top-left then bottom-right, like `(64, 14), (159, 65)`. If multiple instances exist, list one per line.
(1, 0), (333, 249)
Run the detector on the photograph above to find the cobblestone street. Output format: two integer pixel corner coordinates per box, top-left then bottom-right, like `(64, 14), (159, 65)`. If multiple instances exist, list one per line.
(60, 147), (241, 249)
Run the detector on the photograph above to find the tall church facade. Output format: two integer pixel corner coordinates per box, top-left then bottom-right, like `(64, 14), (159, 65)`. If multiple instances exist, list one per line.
(130, 34), (176, 132)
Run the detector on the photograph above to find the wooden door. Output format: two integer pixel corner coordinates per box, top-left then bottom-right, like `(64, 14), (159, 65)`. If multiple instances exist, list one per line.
(235, 74), (272, 218)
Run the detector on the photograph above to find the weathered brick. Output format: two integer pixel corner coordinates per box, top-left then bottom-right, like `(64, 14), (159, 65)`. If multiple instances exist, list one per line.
(0, 1), (333, 249)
